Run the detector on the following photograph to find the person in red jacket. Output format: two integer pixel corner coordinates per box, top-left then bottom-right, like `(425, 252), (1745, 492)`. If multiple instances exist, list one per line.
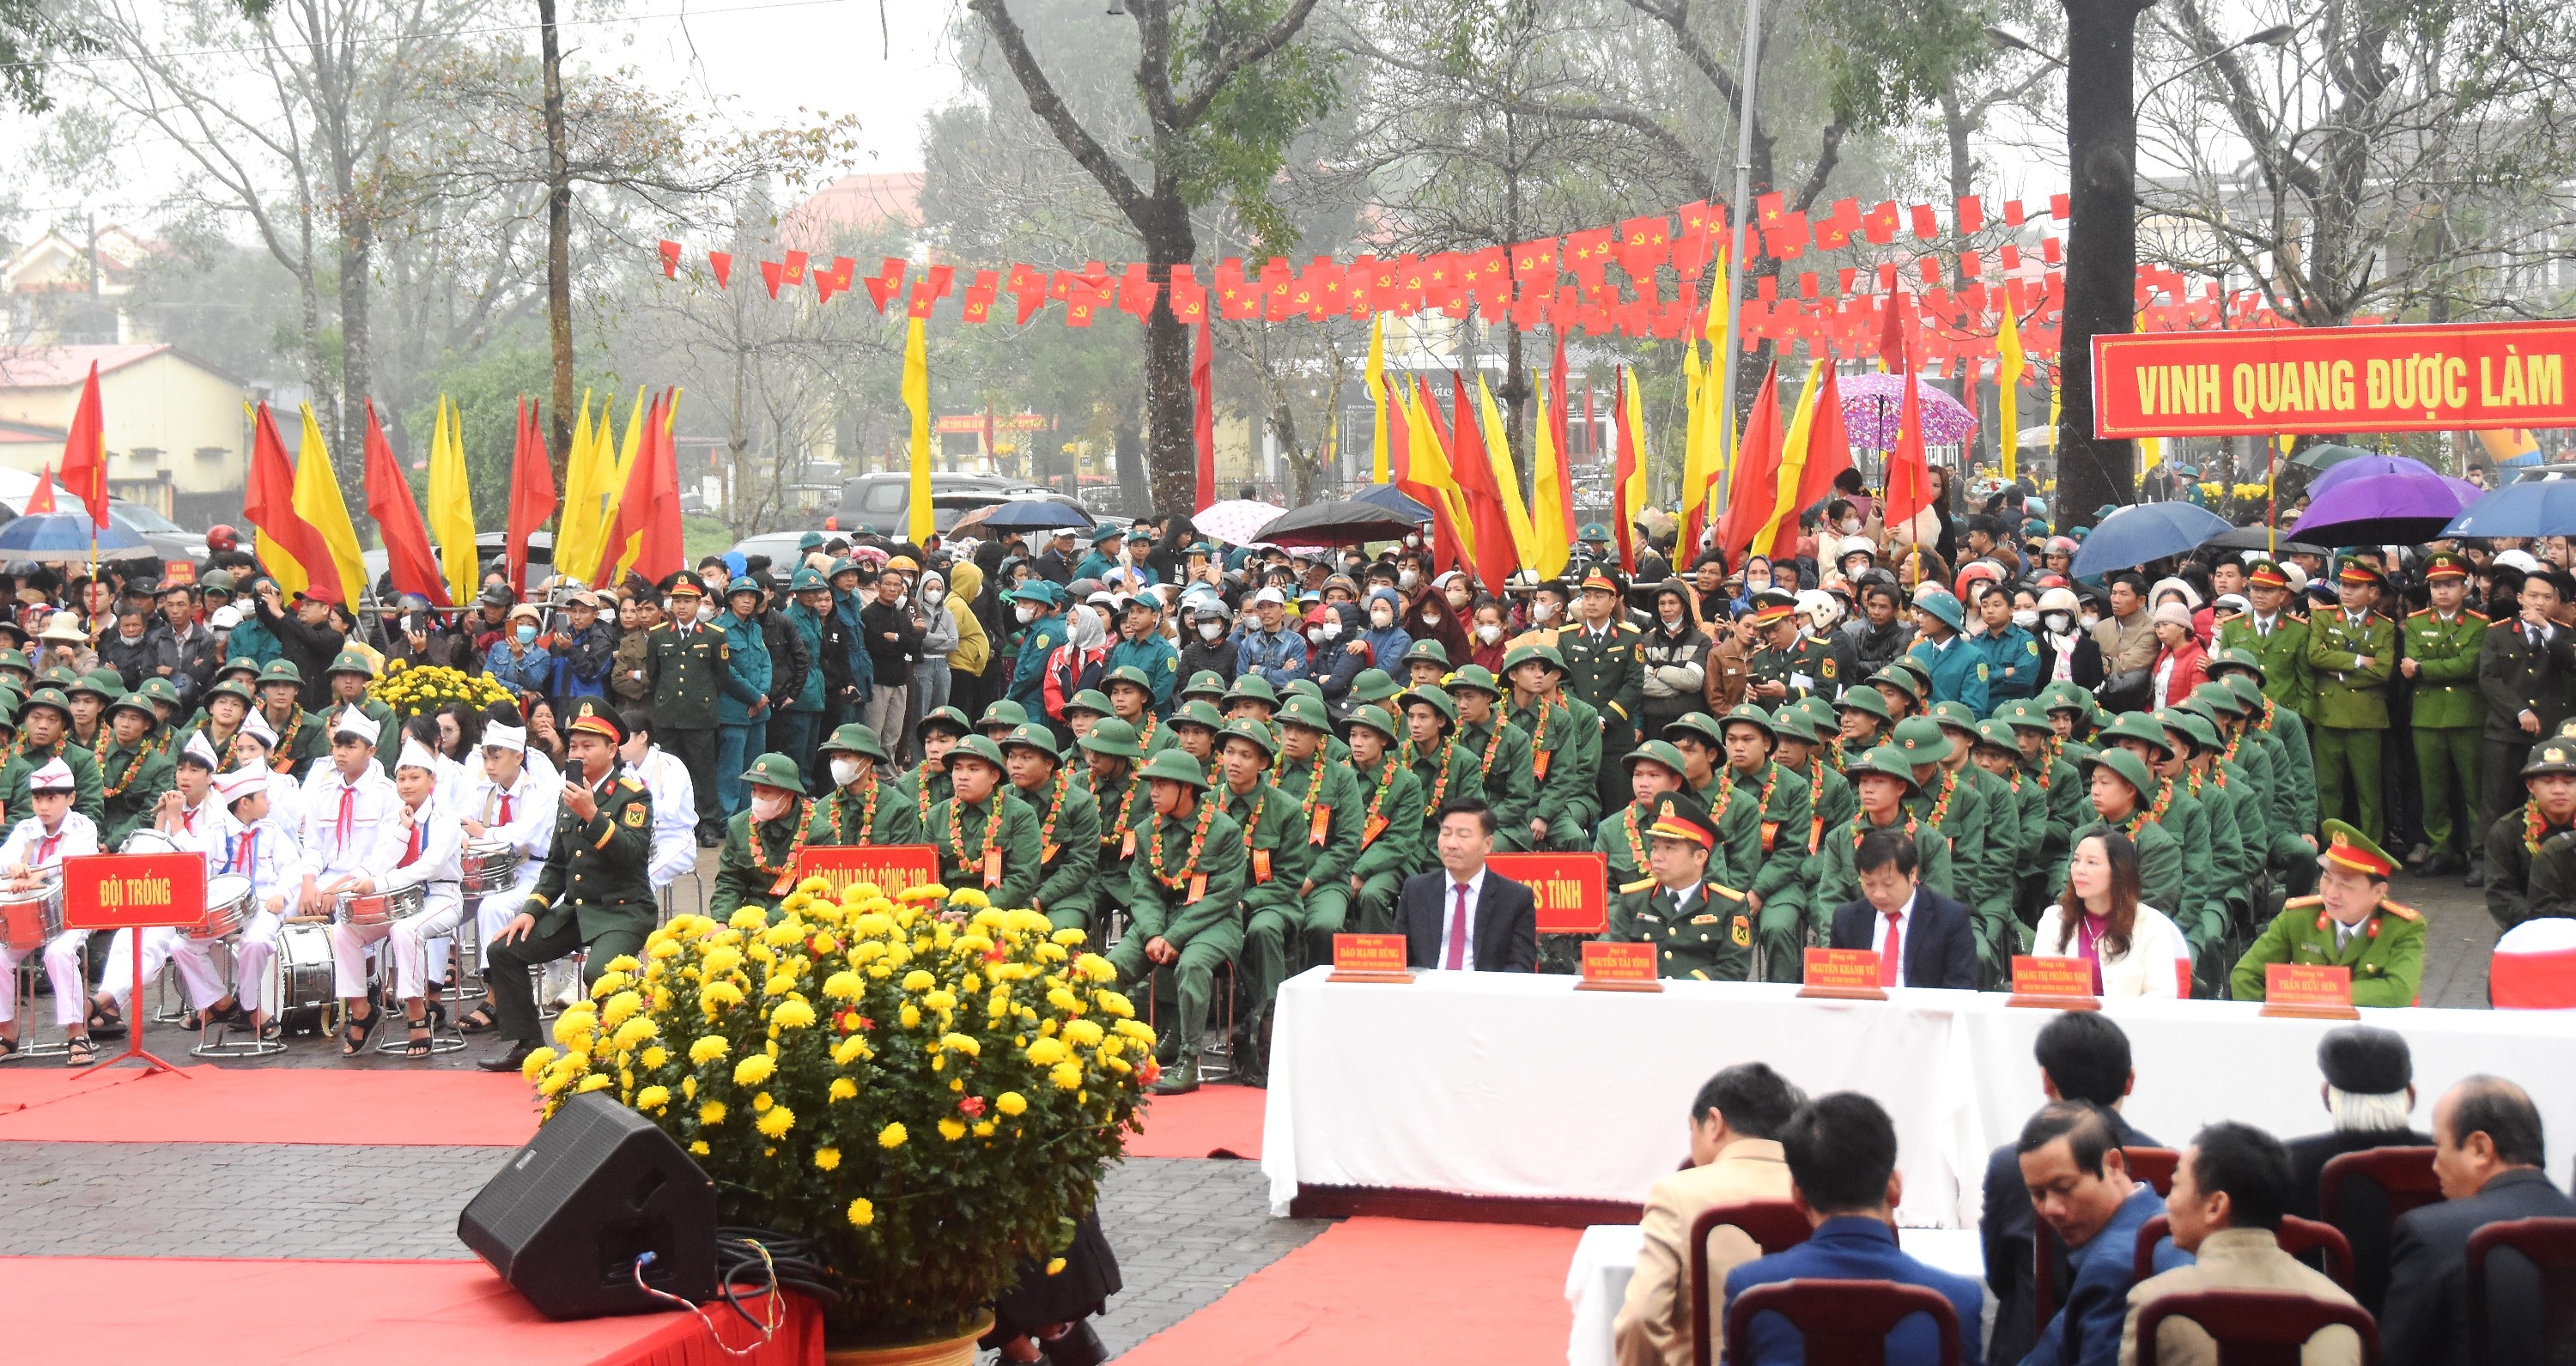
(2149, 602), (2209, 710)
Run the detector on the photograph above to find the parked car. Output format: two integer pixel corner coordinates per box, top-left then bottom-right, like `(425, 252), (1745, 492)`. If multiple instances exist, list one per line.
(361, 531), (555, 598)
(0, 472), (196, 565)
(834, 472), (1059, 537)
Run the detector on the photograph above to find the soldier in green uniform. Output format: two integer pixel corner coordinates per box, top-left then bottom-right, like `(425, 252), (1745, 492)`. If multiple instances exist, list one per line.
(2405, 552), (2487, 876)
(1342, 703), (1425, 934)
(2217, 560), (2317, 722)
(1602, 800), (1754, 981)
(2098, 712), (2216, 932)
(1109, 748), (1249, 1095)
(1771, 705), (1855, 853)
(1168, 698), (1224, 782)
(1348, 665), (1403, 714)
(2001, 700), (2085, 918)
(1808, 745), (1955, 914)
(807, 723), (917, 845)
(2307, 561), (2397, 843)
(94, 687), (176, 849)
(1564, 567), (1647, 823)
(1504, 644), (1595, 849)
(1742, 590), (1838, 705)
(1833, 687), (1894, 770)
(0, 687), (103, 824)
(1062, 689), (1112, 745)
(643, 577), (728, 846)
(478, 700), (655, 1072)
(1864, 667), (1923, 723)
(1103, 665), (1176, 756)
(1598, 740), (1697, 893)
(1968, 718), (2047, 947)
(2190, 682), (2276, 856)
(890, 706), (972, 835)
(710, 753), (813, 920)
(2038, 681), (2102, 768)
(1399, 639), (1450, 690)
(921, 734), (1043, 911)
(1223, 674), (1281, 729)
(2159, 707), (2251, 989)
(321, 648), (399, 776)
(1888, 715), (1997, 972)
(2485, 741), (2576, 928)
(252, 660), (325, 777)
(64, 670), (116, 753)
(2073, 747), (2188, 926)
(1000, 723), (1100, 933)
(1075, 719), (1150, 899)
(1179, 669), (1229, 708)
(2213, 659), (2320, 892)
(1397, 684), (1484, 861)
(1929, 701), (2019, 967)
(1448, 665), (1536, 850)
(1710, 706), (1814, 980)
(2230, 819), (2426, 1007)
(977, 699), (1029, 744)
(1213, 719), (1310, 1085)
(1271, 695), (1364, 967)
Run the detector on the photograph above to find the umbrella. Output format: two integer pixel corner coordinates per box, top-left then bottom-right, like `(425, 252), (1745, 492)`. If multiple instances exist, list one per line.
(2070, 501), (2233, 576)
(0, 510), (149, 562)
(2199, 525), (2327, 556)
(1351, 483), (1433, 522)
(2289, 443), (2373, 472)
(2307, 455), (2436, 497)
(1253, 500), (1422, 548)
(1837, 373), (1978, 451)
(2445, 478), (2576, 538)
(1194, 499), (1289, 545)
(2287, 472), (2482, 547)
(949, 497), (1091, 534)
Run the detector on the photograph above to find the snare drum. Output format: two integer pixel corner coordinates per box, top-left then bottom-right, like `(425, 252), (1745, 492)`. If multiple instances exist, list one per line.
(331, 883), (428, 926)
(271, 923), (336, 1014)
(120, 829), (184, 856)
(461, 840), (523, 895)
(192, 873), (256, 941)
(0, 883), (64, 951)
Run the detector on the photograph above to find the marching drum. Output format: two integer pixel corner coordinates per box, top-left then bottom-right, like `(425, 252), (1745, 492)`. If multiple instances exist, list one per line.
(0, 877), (63, 951)
(331, 883), (428, 926)
(270, 923), (336, 1019)
(191, 874), (256, 941)
(461, 839), (523, 895)
(119, 829), (184, 856)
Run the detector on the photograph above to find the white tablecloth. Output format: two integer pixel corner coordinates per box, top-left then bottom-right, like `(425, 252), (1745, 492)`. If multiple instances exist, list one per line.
(1562, 1223), (1988, 1366)
(1261, 967), (2576, 1227)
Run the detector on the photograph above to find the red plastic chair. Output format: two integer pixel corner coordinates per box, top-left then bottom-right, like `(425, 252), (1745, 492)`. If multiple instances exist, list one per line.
(2464, 1217), (2576, 1366)
(1724, 1278), (1963, 1366)
(2131, 1214), (2356, 1289)
(2132, 1289), (2379, 1366)
(2318, 1147), (2441, 1313)
(2034, 1147), (2181, 1338)
(1690, 1201), (1815, 1366)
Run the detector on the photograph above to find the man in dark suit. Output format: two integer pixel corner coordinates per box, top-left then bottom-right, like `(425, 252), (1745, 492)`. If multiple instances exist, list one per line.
(2380, 1076), (2576, 1366)
(1400, 797), (1539, 972)
(2476, 565), (2576, 882)
(1826, 826), (1977, 988)
(2282, 1026), (2434, 1223)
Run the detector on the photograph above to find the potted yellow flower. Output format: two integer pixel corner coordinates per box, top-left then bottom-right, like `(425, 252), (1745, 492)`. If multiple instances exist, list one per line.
(522, 880), (1152, 1363)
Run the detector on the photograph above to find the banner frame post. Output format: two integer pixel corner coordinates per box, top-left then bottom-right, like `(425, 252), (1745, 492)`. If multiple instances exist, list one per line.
(85, 923), (189, 1079)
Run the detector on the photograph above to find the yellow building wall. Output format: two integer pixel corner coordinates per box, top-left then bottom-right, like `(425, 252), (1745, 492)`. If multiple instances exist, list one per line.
(0, 351), (249, 493)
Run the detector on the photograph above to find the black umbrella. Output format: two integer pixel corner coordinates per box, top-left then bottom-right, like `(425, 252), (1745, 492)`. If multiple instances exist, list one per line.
(1253, 499), (1423, 548)
(2199, 525), (2327, 556)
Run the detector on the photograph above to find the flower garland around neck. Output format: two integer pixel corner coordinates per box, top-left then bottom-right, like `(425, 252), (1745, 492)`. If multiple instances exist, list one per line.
(939, 787), (1006, 884)
(1146, 788), (1222, 889)
(829, 774), (880, 844)
(1402, 737), (1455, 820)
(752, 798), (815, 895)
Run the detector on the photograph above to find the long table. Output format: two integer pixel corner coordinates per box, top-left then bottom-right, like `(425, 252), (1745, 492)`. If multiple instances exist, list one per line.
(1261, 968), (2576, 1227)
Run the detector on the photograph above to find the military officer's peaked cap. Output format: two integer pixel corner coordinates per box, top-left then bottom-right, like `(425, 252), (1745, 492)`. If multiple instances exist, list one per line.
(566, 698), (624, 744)
(1648, 799), (1719, 850)
(1748, 589), (1800, 626)
(2319, 819), (2395, 880)
(2423, 551), (2471, 581)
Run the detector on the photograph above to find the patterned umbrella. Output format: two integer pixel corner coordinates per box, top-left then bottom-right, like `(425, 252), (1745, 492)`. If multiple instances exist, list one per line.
(1194, 499), (1290, 545)
(1838, 372), (1978, 451)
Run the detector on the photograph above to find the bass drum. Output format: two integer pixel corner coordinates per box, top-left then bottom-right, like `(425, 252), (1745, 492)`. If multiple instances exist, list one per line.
(268, 923), (338, 1037)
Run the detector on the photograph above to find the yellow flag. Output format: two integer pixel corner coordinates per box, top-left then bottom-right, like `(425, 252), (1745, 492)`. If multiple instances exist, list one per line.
(1366, 315), (1389, 484)
(587, 387), (647, 582)
(426, 396), (477, 604)
(1680, 341), (1711, 537)
(1402, 379), (1473, 563)
(1618, 367), (1649, 540)
(903, 317), (932, 545)
(1997, 305), (2027, 482)
(1473, 375), (1536, 567)
(1753, 361), (1829, 558)
(554, 391), (601, 586)
(291, 404), (367, 606)
(1530, 382), (1571, 580)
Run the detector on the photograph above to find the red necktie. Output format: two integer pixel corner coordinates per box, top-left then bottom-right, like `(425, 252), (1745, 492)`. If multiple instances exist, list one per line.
(233, 829), (256, 876)
(1443, 883), (1470, 970)
(497, 792), (513, 827)
(1880, 911), (1902, 987)
(35, 834), (58, 865)
(336, 785), (355, 849)
(399, 818), (422, 868)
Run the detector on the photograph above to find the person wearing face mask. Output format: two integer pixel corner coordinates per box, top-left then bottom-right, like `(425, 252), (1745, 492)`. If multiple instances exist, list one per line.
(1177, 593), (1240, 689)
(1638, 582), (1711, 747)
(712, 578), (778, 818)
(1358, 586), (1413, 671)
(907, 568), (960, 756)
(1004, 579), (1070, 723)
(1307, 600), (1370, 705)
(2033, 586), (2106, 694)
(1469, 600), (1510, 673)
(711, 751), (815, 922)
(1966, 581), (2041, 705)
(1407, 572), (1471, 666)
(642, 578), (730, 848)
(484, 604), (556, 696)
(806, 721), (917, 846)
(1042, 604), (1114, 745)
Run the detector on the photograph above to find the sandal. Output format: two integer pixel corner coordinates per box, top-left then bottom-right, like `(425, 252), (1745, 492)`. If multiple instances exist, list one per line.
(457, 1003), (499, 1035)
(340, 1005), (382, 1058)
(0, 1035), (21, 1062)
(65, 1035), (96, 1068)
(404, 1023), (433, 1059)
(87, 1005), (127, 1040)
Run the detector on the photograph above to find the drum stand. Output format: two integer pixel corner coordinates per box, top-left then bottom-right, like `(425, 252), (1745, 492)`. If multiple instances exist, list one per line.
(7, 963), (70, 1059)
(191, 938), (285, 1059)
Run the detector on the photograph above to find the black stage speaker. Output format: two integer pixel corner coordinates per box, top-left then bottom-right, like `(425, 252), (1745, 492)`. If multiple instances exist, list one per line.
(458, 1091), (717, 1319)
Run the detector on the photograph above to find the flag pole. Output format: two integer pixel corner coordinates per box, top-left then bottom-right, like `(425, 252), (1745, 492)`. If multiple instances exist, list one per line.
(1711, 0), (1765, 522)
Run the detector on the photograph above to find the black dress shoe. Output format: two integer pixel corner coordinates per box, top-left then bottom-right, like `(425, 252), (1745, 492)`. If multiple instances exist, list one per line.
(477, 1041), (537, 1073)
(2464, 862), (2488, 889)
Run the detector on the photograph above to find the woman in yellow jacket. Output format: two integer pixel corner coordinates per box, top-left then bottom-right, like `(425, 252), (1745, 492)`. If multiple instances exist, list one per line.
(946, 558), (993, 715)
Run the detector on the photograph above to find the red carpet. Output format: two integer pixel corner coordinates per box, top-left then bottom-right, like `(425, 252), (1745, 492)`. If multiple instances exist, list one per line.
(1130, 1081), (1266, 1159)
(1114, 1217), (1578, 1365)
(0, 1258), (818, 1364)
(0, 1065), (540, 1144)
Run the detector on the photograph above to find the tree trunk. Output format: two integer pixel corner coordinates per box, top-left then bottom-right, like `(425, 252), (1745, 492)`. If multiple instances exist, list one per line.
(539, 0), (574, 468)
(2055, 0), (2152, 524)
(1114, 407), (1149, 514)
(1142, 250), (1196, 513)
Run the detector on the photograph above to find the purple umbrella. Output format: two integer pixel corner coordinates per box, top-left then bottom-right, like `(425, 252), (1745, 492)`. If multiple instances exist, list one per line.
(2286, 471), (2482, 546)
(2306, 454), (2435, 497)
(1836, 372), (1979, 451)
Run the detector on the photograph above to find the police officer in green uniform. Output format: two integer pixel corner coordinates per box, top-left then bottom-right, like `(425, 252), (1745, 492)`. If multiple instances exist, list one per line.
(1448, 665), (1536, 850)
(1000, 723), (1100, 933)
(1077, 719), (1150, 898)
(921, 734), (1044, 912)
(642, 578), (727, 847)
(1563, 567), (1647, 822)
(1397, 684), (1484, 860)
(2307, 560), (2397, 843)
(1343, 703), (1425, 935)
(2217, 560), (2316, 721)
(807, 723), (917, 845)
(711, 753), (813, 920)
(253, 660), (326, 776)
(1742, 590), (1839, 705)
(1213, 719), (1310, 1085)
(94, 687), (176, 849)
(2229, 819), (2426, 1007)
(1602, 799), (1754, 981)
(1272, 695), (1365, 967)
(2405, 551), (2487, 876)
(320, 648), (399, 776)
(1807, 745), (1957, 920)
(1504, 644), (1595, 849)
(479, 700), (656, 1071)
(1109, 748), (1249, 1095)
(0, 687), (103, 824)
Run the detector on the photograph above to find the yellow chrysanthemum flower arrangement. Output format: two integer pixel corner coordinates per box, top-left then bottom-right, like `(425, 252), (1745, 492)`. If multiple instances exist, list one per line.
(519, 878), (1152, 1348)
(369, 664), (519, 719)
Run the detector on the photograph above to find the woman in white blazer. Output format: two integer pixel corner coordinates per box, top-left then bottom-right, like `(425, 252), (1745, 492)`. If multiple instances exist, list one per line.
(2032, 829), (2190, 998)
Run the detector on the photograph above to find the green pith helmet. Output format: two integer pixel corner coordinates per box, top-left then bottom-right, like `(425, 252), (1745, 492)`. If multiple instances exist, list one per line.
(1217, 718), (1280, 758)
(2081, 747), (2159, 803)
(1078, 719), (1145, 760)
(1138, 748), (1212, 789)
(820, 723), (890, 763)
(999, 723), (1061, 762)
(738, 751), (805, 791)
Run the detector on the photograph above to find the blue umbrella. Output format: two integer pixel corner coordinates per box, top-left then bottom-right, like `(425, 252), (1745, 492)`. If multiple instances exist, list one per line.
(1352, 483), (1432, 522)
(0, 510), (147, 559)
(2307, 455), (2434, 498)
(2070, 501), (2232, 576)
(2444, 479), (2576, 538)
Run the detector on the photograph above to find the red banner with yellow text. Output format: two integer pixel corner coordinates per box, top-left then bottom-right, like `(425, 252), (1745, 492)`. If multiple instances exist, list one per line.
(2093, 321), (2576, 437)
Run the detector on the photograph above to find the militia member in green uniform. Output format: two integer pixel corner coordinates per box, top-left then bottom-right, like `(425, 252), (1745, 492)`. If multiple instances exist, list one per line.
(2001, 701), (2085, 915)
(1000, 723), (1100, 932)
(1342, 703), (1425, 934)
(2307, 561), (2397, 843)
(1103, 665), (1176, 757)
(1504, 644), (1597, 849)
(2405, 552), (2487, 875)
(321, 648), (400, 776)
(1888, 716), (1997, 970)
(478, 701), (655, 1072)
(1601, 798), (1753, 981)
(2486, 741), (2576, 928)
(2073, 747), (2187, 926)
(1077, 719), (1149, 895)
(1808, 745), (1955, 915)
(807, 723), (918, 846)
(921, 734), (1043, 912)
(181, 679), (258, 769)
(0, 687), (103, 824)
(94, 688), (176, 849)
(1271, 695), (1365, 966)
(1743, 590), (1838, 704)
(1398, 685), (1485, 853)
(641, 577), (727, 846)
(710, 753), (812, 920)
(1109, 749), (1249, 1095)
(1449, 665), (1536, 850)
(1564, 568), (1648, 821)
(1598, 740), (1696, 894)
(2216, 560), (2316, 720)
(253, 660), (326, 776)
(1214, 719), (1312, 1084)
(2231, 819), (2426, 1007)
(1712, 705), (1814, 980)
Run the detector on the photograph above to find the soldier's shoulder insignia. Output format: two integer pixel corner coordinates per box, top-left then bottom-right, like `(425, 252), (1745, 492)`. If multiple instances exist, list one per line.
(1821, 658), (1837, 678)
(623, 804), (647, 827)
(620, 775), (644, 792)
(2283, 893), (2324, 910)
(1730, 914), (1751, 946)
(1977, 663), (1990, 679)
(1710, 882), (1747, 902)
(2379, 900), (2421, 921)
(1619, 875), (1657, 895)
